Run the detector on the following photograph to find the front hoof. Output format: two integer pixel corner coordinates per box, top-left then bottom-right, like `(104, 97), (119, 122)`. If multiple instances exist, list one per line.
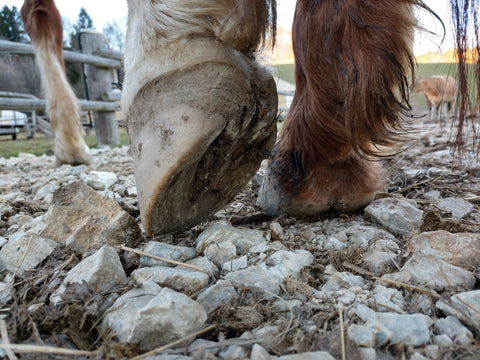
(127, 62), (277, 235)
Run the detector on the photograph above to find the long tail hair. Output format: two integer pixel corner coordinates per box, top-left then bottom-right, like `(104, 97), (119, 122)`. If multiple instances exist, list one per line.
(21, 0), (90, 165)
(271, 0), (423, 192)
(450, 0), (480, 155)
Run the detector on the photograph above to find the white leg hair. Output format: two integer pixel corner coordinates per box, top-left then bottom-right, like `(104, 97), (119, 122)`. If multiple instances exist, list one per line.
(122, 0), (272, 116)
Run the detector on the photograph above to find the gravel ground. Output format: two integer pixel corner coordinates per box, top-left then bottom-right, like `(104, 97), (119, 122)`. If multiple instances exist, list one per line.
(0, 105), (479, 360)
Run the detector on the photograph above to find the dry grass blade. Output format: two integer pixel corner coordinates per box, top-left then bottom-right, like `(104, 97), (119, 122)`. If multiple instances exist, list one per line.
(130, 324), (217, 360)
(0, 319), (18, 360)
(0, 343), (95, 357)
(11, 234), (34, 280)
(371, 276), (440, 299)
(338, 305), (346, 360)
(119, 245), (204, 272)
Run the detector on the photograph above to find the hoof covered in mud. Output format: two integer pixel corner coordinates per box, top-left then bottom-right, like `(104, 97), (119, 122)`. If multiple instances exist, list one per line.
(257, 157), (383, 217)
(127, 62), (277, 235)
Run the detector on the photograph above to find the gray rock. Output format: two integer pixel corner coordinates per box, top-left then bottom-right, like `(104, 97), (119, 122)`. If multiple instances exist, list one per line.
(363, 249), (398, 275)
(140, 241), (196, 267)
(436, 290), (480, 334)
(424, 190), (441, 200)
(0, 282), (13, 306)
(187, 338), (220, 356)
(218, 344), (249, 360)
(132, 266), (209, 294)
(436, 197), (474, 219)
(276, 352), (336, 360)
(322, 272), (366, 292)
(51, 245), (127, 305)
(324, 236), (347, 250)
(103, 281), (207, 349)
(182, 257), (219, 278)
(434, 315), (473, 345)
(401, 253), (475, 291)
(433, 334), (453, 347)
(196, 221), (264, 254)
(358, 348), (376, 360)
(225, 250), (313, 299)
(364, 198), (423, 236)
(80, 170), (118, 190)
(355, 305), (431, 346)
(196, 280), (239, 314)
(204, 240), (237, 267)
(250, 344), (274, 360)
(7, 214), (33, 228)
(333, 225), (395, 249)
(348, 320), (392, 347)
(33, 182), (59, 202)
(0, 231), (57, 278)
(222, 255), (248, 272)
(269, 222), (284, 241)
(373, 285), (405, 313)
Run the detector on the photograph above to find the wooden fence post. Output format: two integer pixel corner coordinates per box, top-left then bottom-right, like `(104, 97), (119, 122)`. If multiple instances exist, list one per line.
(80, 30), (120, 145)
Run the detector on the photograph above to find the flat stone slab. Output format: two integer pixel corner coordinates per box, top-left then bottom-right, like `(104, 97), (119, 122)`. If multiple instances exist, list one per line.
(408, 230), (480, 268)
(40, 181), (141, 253)
(365, 198), (423, 236)
(0, 231), (57, 278)
(103, 281), (207, 349)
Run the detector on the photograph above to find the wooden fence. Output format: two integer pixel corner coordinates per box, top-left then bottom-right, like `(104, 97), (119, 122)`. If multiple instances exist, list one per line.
(0, 32), (295, 143)
(0, 30), (122, 144)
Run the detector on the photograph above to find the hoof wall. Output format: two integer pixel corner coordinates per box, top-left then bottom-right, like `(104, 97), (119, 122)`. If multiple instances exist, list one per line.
(128, 62), (277, 235)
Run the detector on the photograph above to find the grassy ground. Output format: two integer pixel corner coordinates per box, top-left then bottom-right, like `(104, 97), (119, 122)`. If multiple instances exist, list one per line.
(0, 128), (130, 159)
(0, 62), (468, 159)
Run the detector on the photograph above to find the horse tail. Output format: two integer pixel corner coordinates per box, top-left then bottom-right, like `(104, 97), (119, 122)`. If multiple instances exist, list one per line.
(21, 0), (90, 165)
(21, 0), (64, 71)
(450, 0), (480, 155)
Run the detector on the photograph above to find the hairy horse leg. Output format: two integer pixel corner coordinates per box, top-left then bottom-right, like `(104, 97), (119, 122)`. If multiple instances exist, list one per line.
(21, 0), (91, 166)
(123, 0), (278, 235)
(259, 0), (417, 217)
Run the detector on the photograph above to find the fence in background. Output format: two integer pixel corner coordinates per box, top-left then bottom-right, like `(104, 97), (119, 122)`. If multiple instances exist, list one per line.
(0, 33), (295, 142)
(0, 30), (121, 144)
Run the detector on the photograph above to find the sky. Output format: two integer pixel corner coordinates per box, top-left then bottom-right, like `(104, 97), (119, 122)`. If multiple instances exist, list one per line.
(4, 0), (453, 55)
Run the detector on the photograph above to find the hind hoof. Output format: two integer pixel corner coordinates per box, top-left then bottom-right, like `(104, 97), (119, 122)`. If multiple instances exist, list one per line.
(257, 157), (383, 217)
(127, 62), (277, 235)
(54, 141), (91, 167)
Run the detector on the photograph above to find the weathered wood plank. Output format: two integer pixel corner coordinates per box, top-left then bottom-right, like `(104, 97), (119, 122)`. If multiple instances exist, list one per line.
(0, 40), (121, 69)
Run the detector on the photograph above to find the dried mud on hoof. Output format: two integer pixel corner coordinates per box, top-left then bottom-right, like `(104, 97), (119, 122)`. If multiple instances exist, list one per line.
(127, 62), (277, 236)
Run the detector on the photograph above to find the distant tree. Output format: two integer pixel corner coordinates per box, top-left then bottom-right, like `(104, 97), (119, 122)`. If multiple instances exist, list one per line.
(103, 19), (125, 52)
(69, 7), (94, 50)
(66, 7), (95, 98)
(73, 7), (94, 35)
(0, 5), (26, 42)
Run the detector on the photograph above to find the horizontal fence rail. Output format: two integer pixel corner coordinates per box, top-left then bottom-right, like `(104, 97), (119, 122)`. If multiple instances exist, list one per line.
(0, 40), (122, 69)
(0, 98), (119, 112)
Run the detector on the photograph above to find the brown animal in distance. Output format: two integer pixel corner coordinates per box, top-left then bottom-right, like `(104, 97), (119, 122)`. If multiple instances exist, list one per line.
(412, 75), (457, 119)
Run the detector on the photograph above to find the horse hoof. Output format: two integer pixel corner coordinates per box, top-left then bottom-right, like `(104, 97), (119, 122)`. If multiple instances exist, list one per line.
(257, 158), (383, 217)
(54, 142), (92, 167)
(127, 62), (277, 235)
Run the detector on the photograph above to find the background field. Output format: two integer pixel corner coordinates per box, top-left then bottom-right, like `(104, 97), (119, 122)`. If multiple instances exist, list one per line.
(0, 62), (471, 158)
